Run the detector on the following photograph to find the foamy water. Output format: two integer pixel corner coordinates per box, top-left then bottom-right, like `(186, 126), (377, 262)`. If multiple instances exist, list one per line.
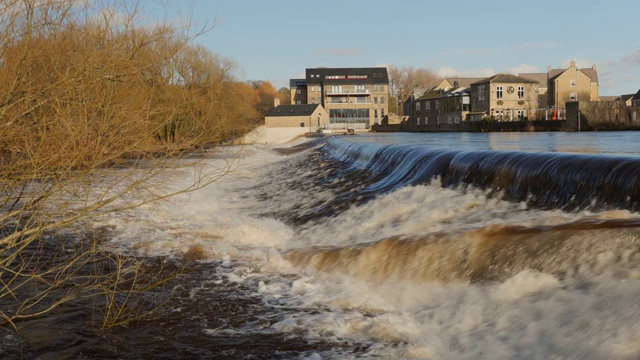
(97, 135), (640, 359)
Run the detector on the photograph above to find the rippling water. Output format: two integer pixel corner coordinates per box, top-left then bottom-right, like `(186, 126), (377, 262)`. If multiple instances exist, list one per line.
(6, 132), (640, 359)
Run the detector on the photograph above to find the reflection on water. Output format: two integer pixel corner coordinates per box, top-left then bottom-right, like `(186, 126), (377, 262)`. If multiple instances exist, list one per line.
(356, 131), (640, 156)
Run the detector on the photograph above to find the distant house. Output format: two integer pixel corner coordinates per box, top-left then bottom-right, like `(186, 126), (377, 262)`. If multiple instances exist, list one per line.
(620, 93), (635, 106)
(265, 100), (328, 130)
(470, 74), (539, 121)
(402, 87), (428, 124)
(632, 89), (640, 107)
(547, 60), (599, 109)
(413, 86), (470, 128)
(519, 72), (548, 109)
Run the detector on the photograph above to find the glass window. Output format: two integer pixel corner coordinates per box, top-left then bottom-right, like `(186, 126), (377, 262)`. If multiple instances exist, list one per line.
(570, 92), (576, 101)
(478, 85), (485, 101)
(381, 97), (385, 104)
(518, 86), (524, 99)
(416, 102), (421, 110)
(496, 86), (503, 99)
(426, 102), (430, 110)
(296, 89), (301, 95)
(570, 80), (576, 87)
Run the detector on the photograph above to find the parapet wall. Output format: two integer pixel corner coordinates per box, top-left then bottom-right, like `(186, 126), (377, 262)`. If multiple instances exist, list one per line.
(567, 101), (640, 130)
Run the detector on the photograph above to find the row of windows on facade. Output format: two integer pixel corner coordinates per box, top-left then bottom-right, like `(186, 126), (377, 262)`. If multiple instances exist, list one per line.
(308, 73), (385, 79)
(296, 85), (386, 94)
(305, 96), (385, 104)
(415, 101), (469, 111)
(415, 109), (527, 126)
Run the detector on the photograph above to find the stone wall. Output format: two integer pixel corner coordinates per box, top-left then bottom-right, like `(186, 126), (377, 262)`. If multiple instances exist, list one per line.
(566, 101), (640, 130)
(372, 120), (566, 133)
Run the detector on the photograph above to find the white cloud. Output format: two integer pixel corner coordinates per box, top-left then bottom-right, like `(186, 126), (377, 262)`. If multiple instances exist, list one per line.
(437, 66), (495, 78)
(316, 48), (364, 56)
(513, 42), (562, 52)
(504, 64), (540, 75)
(559, 58), (596, 69)
(622, 50), (640, 67)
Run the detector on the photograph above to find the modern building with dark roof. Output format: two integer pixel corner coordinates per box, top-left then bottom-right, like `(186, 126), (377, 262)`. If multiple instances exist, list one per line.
(290, 67), (389, 128)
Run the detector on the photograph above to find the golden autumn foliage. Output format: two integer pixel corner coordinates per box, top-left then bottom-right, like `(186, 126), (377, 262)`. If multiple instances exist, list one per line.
(0, 0), (271, 330)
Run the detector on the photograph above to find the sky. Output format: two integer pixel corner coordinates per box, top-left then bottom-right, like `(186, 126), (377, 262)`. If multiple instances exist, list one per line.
(154, 0), (640, 96)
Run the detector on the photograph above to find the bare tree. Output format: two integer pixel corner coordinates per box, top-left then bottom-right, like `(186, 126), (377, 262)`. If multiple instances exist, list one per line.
(387, 65), (441, 115)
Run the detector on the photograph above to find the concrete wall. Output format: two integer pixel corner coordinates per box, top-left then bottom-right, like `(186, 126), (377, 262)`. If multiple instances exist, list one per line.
(265, 108), (329, 128)
(239, 126), (309, 145)
(566, 101), (640, 130)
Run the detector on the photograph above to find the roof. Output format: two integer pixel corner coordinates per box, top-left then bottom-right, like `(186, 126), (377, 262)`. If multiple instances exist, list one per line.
(415, 87), (469, 101)
(633, 89), (640, 101)
(548, 67), (598, 83)
(266, 104), (321, 117)
(289, 79), (306, 88)
(620, 94), (635, 102)
(442, 77), (484, 88)
(519, 73), (548, 88)
(471, 73), (539, 85)
(305, 67), (389, 85)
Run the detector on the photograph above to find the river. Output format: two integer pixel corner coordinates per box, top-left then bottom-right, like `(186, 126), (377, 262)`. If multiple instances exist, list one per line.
(4, 131), (640, 359)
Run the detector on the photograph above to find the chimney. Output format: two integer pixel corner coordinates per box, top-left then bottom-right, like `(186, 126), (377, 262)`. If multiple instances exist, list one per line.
(570, 59), (576, 68)
(547, 65), (552, 72)
(592, 64), (597, 70)
(274, 97), (280, 107)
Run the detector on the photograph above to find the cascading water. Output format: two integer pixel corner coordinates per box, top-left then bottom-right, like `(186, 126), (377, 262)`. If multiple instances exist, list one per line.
(6, 132), (640, 359)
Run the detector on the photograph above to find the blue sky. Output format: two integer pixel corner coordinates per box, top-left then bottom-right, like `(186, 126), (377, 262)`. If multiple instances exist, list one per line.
(159, 0), (639, 96)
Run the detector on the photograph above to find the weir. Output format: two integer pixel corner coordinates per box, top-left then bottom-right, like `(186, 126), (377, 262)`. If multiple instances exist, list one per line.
(323, 138), (640, 212)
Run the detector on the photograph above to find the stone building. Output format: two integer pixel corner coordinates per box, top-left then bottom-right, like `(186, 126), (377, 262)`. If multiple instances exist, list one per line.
(547, 60), (599, 109)
(469, 74), (539, 121)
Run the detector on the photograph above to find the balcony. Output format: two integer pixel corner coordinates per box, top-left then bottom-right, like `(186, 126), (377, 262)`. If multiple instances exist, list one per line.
(328, 98), (373, 104)
(325, 89), (371, 95)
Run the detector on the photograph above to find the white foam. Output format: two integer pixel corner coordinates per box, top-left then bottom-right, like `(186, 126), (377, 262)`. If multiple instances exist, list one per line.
(97, 140), (640, 359)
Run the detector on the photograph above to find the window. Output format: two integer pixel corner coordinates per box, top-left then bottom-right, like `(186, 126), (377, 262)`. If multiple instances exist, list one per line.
(425, 102), (430, 110)
(435, 100), (439, 110)
(300, 122), (305, 127)
(296, 100), (302, 104)
(296, 89), (301, 95)
(570, 92), (576, 101)
(478, 85), (485, 101)
(570, 79), (576, 87)
(381, 97), (385, 104)
(496, 86), (503, 99)
(381, 109), (385, 116)
(517, 110), (525, 119)
(425, 116), (428, 124)
(311, 98), (316, 104)
(518, 86), (524, 99)
(374, 109), (378, 118)
(374, 85), (378, 91)
(416, 102), (421, 111)
(374, 97), (378, 104)
(381, 85), (385, 92)
(495, 109), (503, 120)
(416, 117), (421, 125)
(311, 86), (315, 92)
(355, 85), (365, 93)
